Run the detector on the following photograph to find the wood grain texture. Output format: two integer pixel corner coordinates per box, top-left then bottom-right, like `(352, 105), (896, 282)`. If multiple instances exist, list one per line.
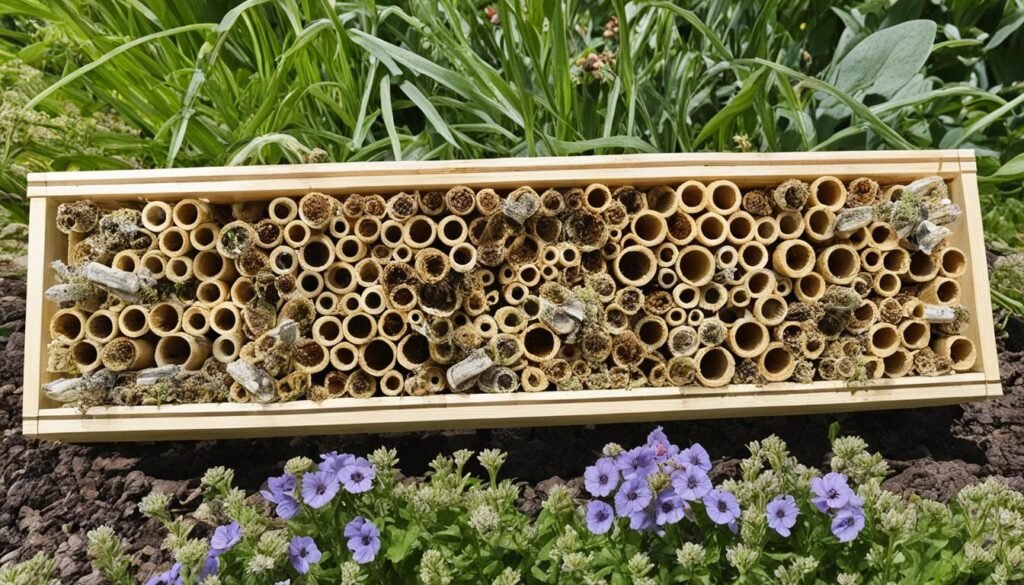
(23, 150), (1002, 441)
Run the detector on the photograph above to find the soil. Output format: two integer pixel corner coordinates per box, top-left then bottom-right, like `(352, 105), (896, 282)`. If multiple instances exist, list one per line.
(2, 274), (1023, 581)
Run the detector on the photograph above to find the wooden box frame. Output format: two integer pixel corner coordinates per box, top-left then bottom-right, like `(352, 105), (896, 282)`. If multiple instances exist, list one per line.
(23, 150), (1002, 441)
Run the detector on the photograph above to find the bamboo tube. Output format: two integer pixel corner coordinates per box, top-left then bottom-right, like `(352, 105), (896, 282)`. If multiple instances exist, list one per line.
(283, 220), (312, 248)
(85, 310), (119, 344)
(155, 333), (211, 370)
(706, 180), (742, 216)
(385, 285), (416, 313)
(315, 291), (339, 316)
(330, 342), (359, 371)
(867, 222), (899, 250)
(611, 245), (657, 287)
(341, 312), (377, 345)
(716, 247), (738, 272)
(880, 248), (909, 274)
(503, 282), (529, 305)
(672, 283), (699, 309)
(312, 315), (343, 346)
(101, 337), (155, 372)
(217, 221), (257, 260)
(809, 176), (847, 211)
(113, 305), (149, 339)
(391, 335), (428, 371)
(675, 180), (707, 214)
(921, 277), (961, 306)
(695, 347), (735, 387)
(353, 215), (382, 243)
(373, 221), (401, 249)
(212, 334), (242, 363)
(210, 302), (242, 336)
(803, 206), (836, 244)
(773, 179), (810, 212)
(630, 211), (668, 247)
(139, 251), (167, 279)
(744, 269), (777, 298)
(772, 240), (816, 278)
(581, 183), (611, 213)
(444, 243), (477, 274)
(377, 310), (407, 341)
(521, 324), (561, 362)
(802, 331), (826, 359)
(667, 325), (699, 357)
(932, 336), (977, 371)
(439, 185), (474, 216)
(846, 226), (870, 250)
(322, 372), (347, 398)
(148, 303), (183, 336)
(846, 300), (877, 334)
(723, 211), (754, 245)
(733, 242), (764, 272)
(817, 244), (860, 284)
(639, 185), (673, 217)
(430, 217), (467, 249)
(695, 213), (728, 247)
(293, 271), (323, 298)
(634, 316), (669, 350)
(229, 278), (254, 306)
(158, 227), (191, 258)
(69, 339), (103, 373)
(868, 323), (900, 357)
(189, 222), (221, 252)
(517, 264), (541, 288)
(475, 314), (498, 339)
(165, 256), (194, 283)
(323, 262), (356, 295)
(231, 201), (268, 223)
(192, 249), (234, 281)
(753, 216), (779, 246)
(936, 246), (967, 278)
(776, 211), (805, 240)
(655, 269), (676, 289)
(111, 251), (140, 274)
(794, 273), (825, 302)
(753, 294), (788, 326)
(182, 306), (211, 337)
(268, 197), (298, 224)
(873, 271), (901, 297)
(899, 319), (931, 349)
(361, 286), (387, 315)
(403, 215), (438, 249)
(298, 192), (337, 229)
(906, 251), (938, 282)
(334, 236), (366, 264)
(357, 338), (397, 376)
(171, 199), (211, 230)
(699, 283), (728, 312)
(414, 248), (451, 284)
(414, 191), (444, 217)
(296, 235), (335, 273)
(141, 201), (172, 232)
(465, 188), (497, 217)
(883, 348), (915, 378)
(758, 343), (795, 382)
(292, 338), (330, 374)
(661, 211), (695, 248)
(674, 246), (716, 287)
(517, 366), (547, 392)
(727, 319), (770, 358)
(374, 370), (402, 397)
(860, 248), (884, 272)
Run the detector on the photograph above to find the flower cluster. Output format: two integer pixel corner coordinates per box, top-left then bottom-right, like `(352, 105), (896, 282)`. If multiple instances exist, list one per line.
(810, 472), (865, 542)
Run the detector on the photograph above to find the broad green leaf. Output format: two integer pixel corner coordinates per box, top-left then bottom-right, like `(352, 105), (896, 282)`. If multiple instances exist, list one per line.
(400, 81), (458, 149)
(830, 20), (937, 98)
(981, 152), (1024, 183)
(694, 66), (768, 147)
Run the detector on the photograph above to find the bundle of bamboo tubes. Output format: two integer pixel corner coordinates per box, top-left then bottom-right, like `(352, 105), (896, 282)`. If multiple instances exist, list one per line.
(42, 175), (974, 406)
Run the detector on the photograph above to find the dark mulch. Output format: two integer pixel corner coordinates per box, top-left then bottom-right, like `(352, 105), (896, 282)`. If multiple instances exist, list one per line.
(1, 276), (1022, 581)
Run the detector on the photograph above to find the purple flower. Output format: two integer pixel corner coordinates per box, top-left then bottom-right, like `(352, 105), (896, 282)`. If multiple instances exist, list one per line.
(628, 507), (656, 531)
(677, 443), (712, 473)
(260, 473), (296, 504)
(584, 458), (620, 497)
(655, 490), (687, 526)
(703, 489), (741, 525)
(276, 495), (300, 520)
(646, 426), (680, 461)
(344, 516), (381, 564)
(301, 470), (340, 508)
(339, 457), (376, 494)
(615, 446), (658, 480)
(198, 554), (219, 581)
(831, 507), (865, 542)
(209, 521), (241, 555)
(586, 501), (614, 534)
(319, 451), (356, 475)
(810, 472), (854, 512)
(765, 495), (799, 537)
(614, 477), (653, 517)
(144, 563), (183, 585)
(288, 536), (322, 575)
(671, 467), (712, 501)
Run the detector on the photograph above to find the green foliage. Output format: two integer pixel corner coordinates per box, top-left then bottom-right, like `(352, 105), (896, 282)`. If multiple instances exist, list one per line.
(46, 434), (1024, 584)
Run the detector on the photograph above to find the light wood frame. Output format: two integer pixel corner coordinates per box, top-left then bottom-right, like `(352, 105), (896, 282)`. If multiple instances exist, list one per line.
(23, 150), (1001, 441)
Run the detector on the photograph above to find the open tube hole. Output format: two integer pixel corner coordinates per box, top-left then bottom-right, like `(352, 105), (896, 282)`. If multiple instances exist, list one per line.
(698, 348), (729, 380)
(763, 346), (792, 375)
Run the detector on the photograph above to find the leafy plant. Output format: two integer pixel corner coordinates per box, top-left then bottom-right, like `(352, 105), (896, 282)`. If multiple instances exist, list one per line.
(16, 429), (1011, 584)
